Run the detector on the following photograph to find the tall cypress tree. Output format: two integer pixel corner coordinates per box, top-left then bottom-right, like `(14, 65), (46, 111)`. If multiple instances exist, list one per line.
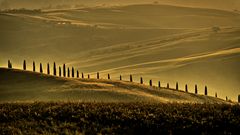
(72, 67), (74, 78)
(185, 84), (188, 92)
(108, 74), (110, 79)
(120, 75), (122, 81)
(8, 60), (12, 69)
(176, 82), (179, 90)
(33, 61), (35, 72)
(149, 79), (152, 86)
(63, 64), (66, 77)
(205, 86), (208, 95)
(88, 74), (90, 79)
(67, 67), (70, 77)
(23, 60), (26, 70)
(158, 81), (161, 88)
(77, 70), (79, 78)
(40, 63), (43, 73)
(47, 63), (50, 75)
(140, 77), (143, 84)
(130, 74), (133, 82)
(82, 72), (84, 78)
(215, 92), (217, 98)
(167, 83), (169, 89)
(59, 66), (62, 77)
(53, 62), (56, 76)
(97, 72), (99, 79)
(195, 85), (198, 94)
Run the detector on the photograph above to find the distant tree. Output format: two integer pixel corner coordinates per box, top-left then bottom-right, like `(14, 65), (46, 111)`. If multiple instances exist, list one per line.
(185, 84), (188, 92)
(108, 74), (110, 79)
(120, 75), (122, 81)
(149, 80), (152, 86)
(23, 60), (26, 70)
(82, 72), (84, 78)
(226, 96), (228, 101)
(47, 63), (50, 75)
(33, 61), (35, 72)
(195, 85), (198, 94)
(72, 67), (74, 78)
(63, 64), (66, 77)
(130, 74), (133, 82)
(215, 92), (218, 98)
(8, 60), (12, 69)
(158, 81), (161, 88)
(97, 72), (99, 79)
(88, 74), (90, 79)
(40, 63), (43, 73)
(167, 83), (169, 89)
(59, 66), (61, 77)
(53, 62), (56, 76)
(77, 70), (79, 78)
(176, 82), (179, 90)
(67, 68), (70, 77)
(205, 86), (208, 95)
(140, 77), (143, 84)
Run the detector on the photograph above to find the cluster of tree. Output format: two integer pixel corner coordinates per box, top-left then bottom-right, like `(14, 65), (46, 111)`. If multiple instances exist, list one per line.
(1, 8), (41, 14)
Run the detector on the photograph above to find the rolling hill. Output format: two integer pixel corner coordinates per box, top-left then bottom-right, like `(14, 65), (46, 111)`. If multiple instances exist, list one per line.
(0, 4), (239, 101)
(0, 68), (228, 103)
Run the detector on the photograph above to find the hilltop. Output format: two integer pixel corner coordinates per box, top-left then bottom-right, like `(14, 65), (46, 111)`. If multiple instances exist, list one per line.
(0, 68), (228, 103)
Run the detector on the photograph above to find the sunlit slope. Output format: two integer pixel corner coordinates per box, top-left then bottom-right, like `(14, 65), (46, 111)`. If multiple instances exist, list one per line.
(0, 4), (239, 101)
(0, 68), (228, 103)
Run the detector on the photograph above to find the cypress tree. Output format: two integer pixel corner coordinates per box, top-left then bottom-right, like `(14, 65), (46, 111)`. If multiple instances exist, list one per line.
(140, 77), (143, 84)
(176, 82), (179, 90)
(149, 79), (152, 86)
(63, 64), (66, 77)
(8, 60), (12, 69)
(67, 68), (70, 77)
(33, 61), (35, 72)
(53, 62), (56, 76)
(59, 66), (61, 77)
(205, 86), (208, 95)
(88, 74), (90, 79)
(158, 81), (161, 88)
(195, 85), (198, 94)
(47, 63), (50, 75)
(97, 72), (99, 79)
(82, 72), (84, 78)
(120, 75), (122, 81)
(77, 70), (79, 78)
(130, 74), (133, 82)
(185, 84), (188, 92)
(108, 74), (110, 79)
(72, 67), (74, 78)
(40, 63), (43, 73)
(215, 92), (217, 98)
(167, 83), (169, 89)
(23, 60), (26, 70)
(226, 96), (228, 101)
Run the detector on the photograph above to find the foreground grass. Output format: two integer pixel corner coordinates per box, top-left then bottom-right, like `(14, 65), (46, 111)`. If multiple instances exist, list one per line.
(0, 102), (240, 135)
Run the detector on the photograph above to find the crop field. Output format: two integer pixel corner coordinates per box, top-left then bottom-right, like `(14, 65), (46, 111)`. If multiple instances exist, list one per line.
(0, 102), (240, 134)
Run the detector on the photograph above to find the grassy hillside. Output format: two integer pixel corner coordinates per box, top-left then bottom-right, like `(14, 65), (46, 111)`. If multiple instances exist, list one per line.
(0, 4), (239, 101)
(0, 68), (228, 103)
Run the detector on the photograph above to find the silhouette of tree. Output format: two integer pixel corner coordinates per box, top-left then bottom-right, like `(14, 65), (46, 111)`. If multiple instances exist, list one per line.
(72, 67), (74, 78)
(97, 72), (99, 79)
(185, 84), (188, 92)
(205, 86), (208, 95)
(140, 77), (143, 84)
(88, 74), (90, 79)
(167, 83), (169, 89)
(77, 70), (79, 78)
(53, 62), (56, 76)
(176, 82), (179, 90)
(130, 74), (133, 82)
(82, 72), (84, 78)
(32, 61), (35, 71)
(215, 92), (218, 98)
(40, 63), (43, 73)
(120, 75), (122, 80)
(8, 60), (12, 69)
(63, 64), (66, 77)
(149, 79), (152, 86)
(47, 63), (50, 75)
(59, 66), (61, 77)
(108, 74), (110, 79)
(23, 60), (26, 70)
(158, 81), (161, 88)
(67, 67), (70, 77)
(195, 85), (198, 94)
